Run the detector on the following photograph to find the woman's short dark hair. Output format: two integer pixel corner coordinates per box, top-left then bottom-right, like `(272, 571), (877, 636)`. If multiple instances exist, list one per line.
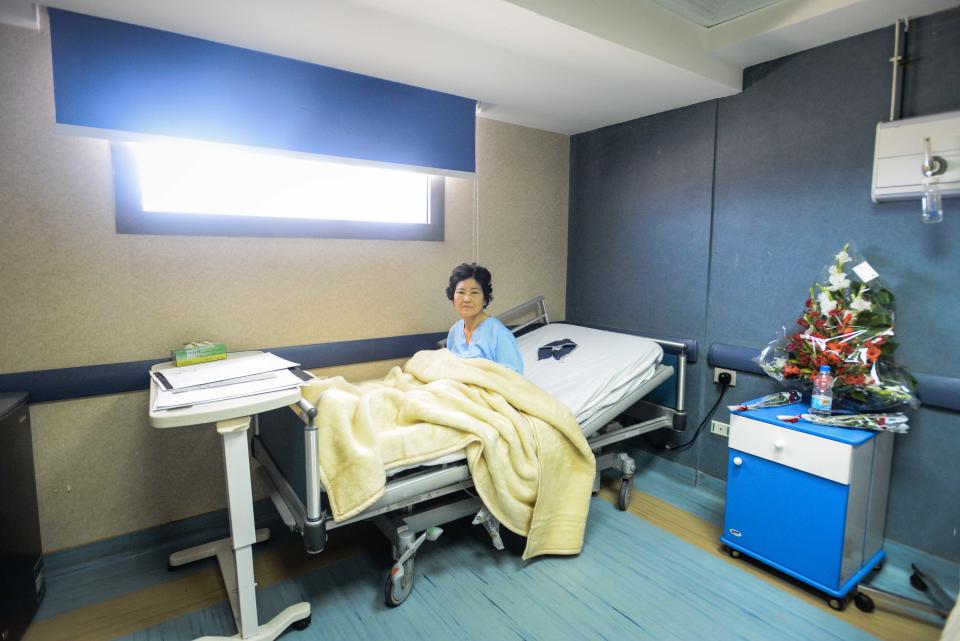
(446, 263), (493, 308)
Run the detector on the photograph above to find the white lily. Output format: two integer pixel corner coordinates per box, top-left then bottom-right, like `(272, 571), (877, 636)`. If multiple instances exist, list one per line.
(850, 296), (873, 312)
(818, 291), (837, 316)
(827, 265), (851, 291)
(835, 248), (851, 265)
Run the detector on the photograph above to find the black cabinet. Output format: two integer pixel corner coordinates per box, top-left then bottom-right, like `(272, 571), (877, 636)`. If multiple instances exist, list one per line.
(0, 393), (45, 641)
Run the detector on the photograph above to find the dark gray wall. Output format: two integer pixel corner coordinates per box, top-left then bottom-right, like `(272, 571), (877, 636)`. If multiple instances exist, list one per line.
(567, 8), (960, 561)
(568, 100), (717, 470)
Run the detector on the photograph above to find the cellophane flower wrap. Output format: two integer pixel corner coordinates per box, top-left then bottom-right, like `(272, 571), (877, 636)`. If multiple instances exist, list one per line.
(755, 244), (917, 411)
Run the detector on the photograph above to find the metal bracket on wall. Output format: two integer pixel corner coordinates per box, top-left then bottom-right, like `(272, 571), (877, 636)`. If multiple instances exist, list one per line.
(889, 17), (910, 122)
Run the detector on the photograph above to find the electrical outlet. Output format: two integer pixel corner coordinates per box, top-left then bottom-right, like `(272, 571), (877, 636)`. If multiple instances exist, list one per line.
(711, 420), (729, 437)
(713, 367), (737, 386)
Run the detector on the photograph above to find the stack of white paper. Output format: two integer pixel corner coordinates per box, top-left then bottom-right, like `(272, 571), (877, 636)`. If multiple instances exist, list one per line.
(151, 352), (307, 411)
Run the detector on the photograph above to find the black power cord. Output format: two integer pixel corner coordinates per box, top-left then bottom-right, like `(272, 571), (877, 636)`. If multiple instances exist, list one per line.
(663, 372), (732, 452)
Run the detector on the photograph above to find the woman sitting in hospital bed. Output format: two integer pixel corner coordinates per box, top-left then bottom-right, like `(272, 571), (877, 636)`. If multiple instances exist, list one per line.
(444, 262), (524, 374)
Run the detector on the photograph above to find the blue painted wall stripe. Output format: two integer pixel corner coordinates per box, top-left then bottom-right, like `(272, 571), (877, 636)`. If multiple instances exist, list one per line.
(0, 328), (696, 405)
(0, 332), (446, 404)
(48, 9), (476, 174)
(708, 342), (960, 412)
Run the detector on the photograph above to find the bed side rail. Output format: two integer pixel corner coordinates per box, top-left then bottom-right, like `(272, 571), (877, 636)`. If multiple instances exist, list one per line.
(289, 397), (326, 552)
(646, 337), (687, 430)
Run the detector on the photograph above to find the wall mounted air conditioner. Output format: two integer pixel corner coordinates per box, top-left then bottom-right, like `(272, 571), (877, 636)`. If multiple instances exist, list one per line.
(872, 110), (960, 202)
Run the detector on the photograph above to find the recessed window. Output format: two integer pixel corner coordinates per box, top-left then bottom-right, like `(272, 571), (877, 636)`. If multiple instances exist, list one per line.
(112, 141), (444, 240)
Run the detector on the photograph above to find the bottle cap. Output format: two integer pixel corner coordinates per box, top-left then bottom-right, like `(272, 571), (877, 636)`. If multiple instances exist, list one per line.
(819, 365), (830, 373)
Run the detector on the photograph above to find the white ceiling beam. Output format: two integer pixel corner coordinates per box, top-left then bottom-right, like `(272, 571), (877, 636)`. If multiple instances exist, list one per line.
(504, 0), (742, 89)
(707, 0), (960, 67)
(0, 0), (38, 29)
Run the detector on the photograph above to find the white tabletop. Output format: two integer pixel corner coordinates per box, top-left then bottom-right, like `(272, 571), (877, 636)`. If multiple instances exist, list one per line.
(149, 351), (303, 429)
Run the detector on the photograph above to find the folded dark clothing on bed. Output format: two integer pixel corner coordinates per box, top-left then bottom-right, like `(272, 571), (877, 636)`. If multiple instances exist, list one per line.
(538, 339), (577, 361)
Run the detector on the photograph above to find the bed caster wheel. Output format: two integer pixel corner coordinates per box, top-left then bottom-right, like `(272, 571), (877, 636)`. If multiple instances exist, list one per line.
(727, 547), (742, 559)
(854, 592), (875, 613)
(871, 561), (883, 572)
(167, 562), (178, 572)
(617, 479), (631, 511)
(384, 558), (415, 607)
(828, 597), (846, 611)
(910, 572), (928, 591)
(292, 614), (312, 631)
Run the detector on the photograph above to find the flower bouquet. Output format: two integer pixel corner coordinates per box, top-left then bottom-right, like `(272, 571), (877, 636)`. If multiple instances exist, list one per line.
(777, 413), (910, 433)
(756, 244), (917, 411)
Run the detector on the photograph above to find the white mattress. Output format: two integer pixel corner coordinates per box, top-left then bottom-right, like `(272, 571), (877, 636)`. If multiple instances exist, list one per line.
(518, 323), (663, 430)
(387, 323), (663, 476)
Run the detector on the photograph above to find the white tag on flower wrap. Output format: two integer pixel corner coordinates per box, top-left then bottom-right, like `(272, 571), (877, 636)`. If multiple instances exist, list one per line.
(852, 261), (879, 283)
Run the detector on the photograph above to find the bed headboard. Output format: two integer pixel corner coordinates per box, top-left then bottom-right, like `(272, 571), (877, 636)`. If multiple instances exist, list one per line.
(496, 296), (550, 336)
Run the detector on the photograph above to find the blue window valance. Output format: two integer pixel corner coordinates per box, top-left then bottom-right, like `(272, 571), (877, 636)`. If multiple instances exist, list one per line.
(48, 9), (476, 176)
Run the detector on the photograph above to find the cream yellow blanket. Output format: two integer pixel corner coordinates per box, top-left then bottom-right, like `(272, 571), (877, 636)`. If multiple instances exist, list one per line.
(300, 348), (596, 559)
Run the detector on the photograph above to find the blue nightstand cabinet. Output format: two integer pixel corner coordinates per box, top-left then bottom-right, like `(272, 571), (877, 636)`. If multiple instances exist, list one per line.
(720, 403), (894, 606)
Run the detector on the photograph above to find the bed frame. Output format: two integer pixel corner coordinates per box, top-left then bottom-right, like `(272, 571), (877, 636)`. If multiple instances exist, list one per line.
(251, 296), (689, 606)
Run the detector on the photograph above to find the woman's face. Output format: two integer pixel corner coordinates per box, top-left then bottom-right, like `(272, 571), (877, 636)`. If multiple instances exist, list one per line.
(453, 278), (486, 322)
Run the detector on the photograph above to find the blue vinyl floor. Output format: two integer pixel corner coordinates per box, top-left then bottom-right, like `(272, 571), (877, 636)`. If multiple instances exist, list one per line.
(113, 498), (878, 641)
(36, 455), (955, 641)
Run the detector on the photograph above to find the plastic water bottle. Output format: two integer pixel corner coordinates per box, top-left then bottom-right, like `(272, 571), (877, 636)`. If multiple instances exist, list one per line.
(810, 365), (834, 417)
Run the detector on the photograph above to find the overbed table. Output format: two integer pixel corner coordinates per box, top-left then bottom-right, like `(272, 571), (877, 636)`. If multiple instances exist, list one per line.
(149, 352), (311, 641)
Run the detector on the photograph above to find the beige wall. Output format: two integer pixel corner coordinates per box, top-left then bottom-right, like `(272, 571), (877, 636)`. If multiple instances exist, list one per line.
(0, 18), (569, 552)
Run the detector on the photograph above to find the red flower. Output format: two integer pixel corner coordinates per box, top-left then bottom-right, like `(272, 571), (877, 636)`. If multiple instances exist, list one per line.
(783, 364), (802, 377)
(867, 344), (882, 362)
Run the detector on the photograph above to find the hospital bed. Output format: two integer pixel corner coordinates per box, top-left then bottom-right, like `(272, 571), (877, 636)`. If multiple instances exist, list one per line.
(252, 297), (689, 607)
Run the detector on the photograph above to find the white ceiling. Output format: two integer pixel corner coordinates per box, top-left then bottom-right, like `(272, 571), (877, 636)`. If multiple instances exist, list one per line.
(649, 0), (784, 27)
(4, 0), (959, 134)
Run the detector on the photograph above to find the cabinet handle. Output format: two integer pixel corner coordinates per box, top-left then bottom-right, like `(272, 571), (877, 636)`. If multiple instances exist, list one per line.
(774, 439), (786, 450)
(732, 456), (743, 466)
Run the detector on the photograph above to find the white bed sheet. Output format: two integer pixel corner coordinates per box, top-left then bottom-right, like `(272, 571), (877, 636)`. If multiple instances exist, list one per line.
(519, 323), (663, 429)
(386, 323), (663, 476)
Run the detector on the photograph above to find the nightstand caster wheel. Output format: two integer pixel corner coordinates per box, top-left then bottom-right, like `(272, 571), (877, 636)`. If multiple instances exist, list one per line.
(828, 597), (846, 611)
(617, 479), (631, 511)
(910, 571), (928, 591)
(292, 614), (312, 631)
(854, 592), (875, 613)
(727, 547), (741, 559)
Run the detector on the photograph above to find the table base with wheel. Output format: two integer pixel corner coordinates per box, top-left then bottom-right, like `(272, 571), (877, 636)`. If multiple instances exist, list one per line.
(150, 354), (312, 640)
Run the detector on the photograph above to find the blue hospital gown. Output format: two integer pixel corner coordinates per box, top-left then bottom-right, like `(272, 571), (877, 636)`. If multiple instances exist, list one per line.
(446, 316), (524, 374)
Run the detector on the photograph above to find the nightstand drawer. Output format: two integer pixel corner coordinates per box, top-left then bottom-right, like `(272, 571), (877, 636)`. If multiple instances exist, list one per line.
(729, 414), (853, 484)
